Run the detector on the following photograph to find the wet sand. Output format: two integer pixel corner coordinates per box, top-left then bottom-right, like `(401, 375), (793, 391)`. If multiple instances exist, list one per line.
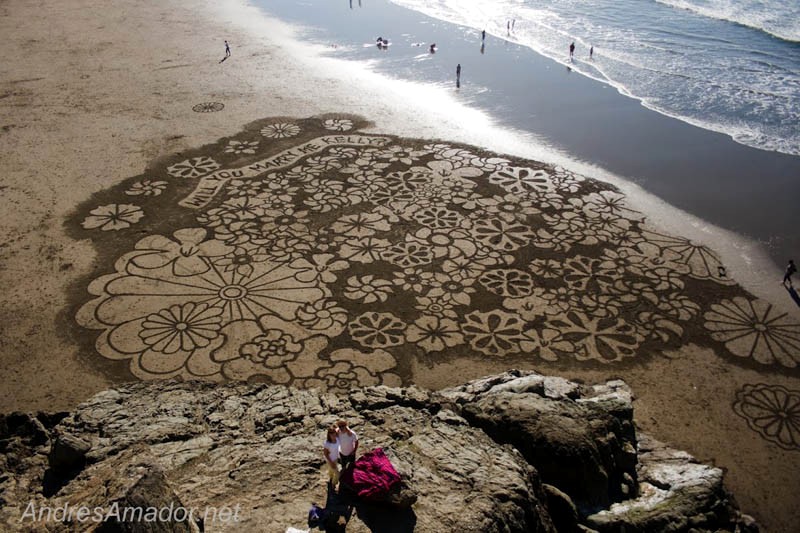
(1, 0), (799, 532)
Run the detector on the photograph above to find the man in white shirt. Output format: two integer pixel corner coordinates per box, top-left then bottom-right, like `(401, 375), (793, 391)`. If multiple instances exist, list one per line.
(336, 419), (359, 471)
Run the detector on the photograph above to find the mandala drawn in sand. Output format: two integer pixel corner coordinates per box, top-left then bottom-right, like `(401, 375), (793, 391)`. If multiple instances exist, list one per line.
(192, 102), (224, 113)
(704, 297), (800, 368)
(733, 383), (800, 451)
(74, 117), (800, 390)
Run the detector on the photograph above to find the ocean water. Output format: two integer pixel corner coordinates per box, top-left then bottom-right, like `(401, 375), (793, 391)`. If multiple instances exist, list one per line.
(389, 0), (800, 156)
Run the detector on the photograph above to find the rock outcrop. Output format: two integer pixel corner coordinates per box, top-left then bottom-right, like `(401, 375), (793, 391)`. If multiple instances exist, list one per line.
(0, 371), (756, 532)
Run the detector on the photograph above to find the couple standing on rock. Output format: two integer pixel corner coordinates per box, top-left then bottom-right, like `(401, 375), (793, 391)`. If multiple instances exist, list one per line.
(323, 420), (359, 489)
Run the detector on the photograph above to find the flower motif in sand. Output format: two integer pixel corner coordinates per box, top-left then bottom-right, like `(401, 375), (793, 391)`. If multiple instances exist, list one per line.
(441, 256), (485, 283)
(344, 275), (394, 304)
(520, 328), (574, 362)
(131, 228), (232, 276)
(580, 191), (642, 220)
(529, 258), (563, 279)
(462, 310), (525, 356)
(302, 349), (401, 391)
(479, 269), (535, 298)
(348, 312), (407, 348)
(407, 316), (464, 353)
(331, 212), (391, 238)
(414, 295), (458, 319)
(261, 122), (301, 138)
(225, 140), (259, 154)
(381, 242), (435, 268)
(289, 254), (349, 284)
(213, 246), (269, 277)
(125, 180), (168, 197)
(412, 207), (462, 230)
(167, 156), (220, 179)
(477, 194), (540, 220)
(192, 102), (224, 113)
(76, 243), (325, 379)
(296, 299), (348, 334)
(547, 310), (643, 363)
(82, 203), (144, 231)
(322, 118), (354, 131)
(261, 206), (311, 235)
(472, 217), (534, 252)
(410, 227), (476, 259)
(563, 255), (618, 292)
(304, 189), (355, 213)
(374, 145), (426, 166)
(392, 268), (429, 294)
(733, 384), (800, 451)
(704, 297), (800, 367)
(338, 236), (391, 264)
(639, 228), (733, 283)
(239, 329), (303, 369)
(489, 166), (554, 196)
(139, 302), (222, 354)
(550, 166), (585, 193)
(422, 159), (483, 181)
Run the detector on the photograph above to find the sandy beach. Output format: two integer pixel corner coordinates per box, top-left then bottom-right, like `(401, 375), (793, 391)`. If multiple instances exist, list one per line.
(1, 0), (799, 531)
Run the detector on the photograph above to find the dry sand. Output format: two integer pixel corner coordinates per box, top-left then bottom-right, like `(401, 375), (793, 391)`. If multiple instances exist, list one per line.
(1, 0), (799, 531)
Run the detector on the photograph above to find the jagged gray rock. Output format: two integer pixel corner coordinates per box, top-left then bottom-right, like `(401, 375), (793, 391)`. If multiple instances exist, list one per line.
(49, 433), (91, 473)
(437, 372), (638, 514)
(585, 434), (757, 533)
(0, 371), (756, 533)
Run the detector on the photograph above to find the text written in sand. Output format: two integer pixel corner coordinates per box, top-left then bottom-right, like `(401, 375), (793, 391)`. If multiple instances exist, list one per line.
(180, 135), (391, 209)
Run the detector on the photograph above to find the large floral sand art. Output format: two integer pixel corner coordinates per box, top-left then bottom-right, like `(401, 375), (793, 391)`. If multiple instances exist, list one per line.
(69, 116), (800, 446)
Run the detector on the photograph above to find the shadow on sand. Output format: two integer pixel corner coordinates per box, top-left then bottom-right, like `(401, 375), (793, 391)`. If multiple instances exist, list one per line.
(786, 286), (800, 308)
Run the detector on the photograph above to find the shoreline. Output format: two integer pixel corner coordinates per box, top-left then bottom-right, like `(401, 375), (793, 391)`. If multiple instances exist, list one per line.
(1, 0), (799, 532)
(244, 0), (796, 316)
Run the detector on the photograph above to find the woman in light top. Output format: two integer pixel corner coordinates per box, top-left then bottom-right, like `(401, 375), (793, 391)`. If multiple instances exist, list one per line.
(323, 425), (340, 488)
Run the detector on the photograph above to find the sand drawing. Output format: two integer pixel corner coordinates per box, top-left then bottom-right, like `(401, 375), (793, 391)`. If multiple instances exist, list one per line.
(71, 116), (800, 392)
(192, 102), (225, 113)
(734, 383), (800, 451)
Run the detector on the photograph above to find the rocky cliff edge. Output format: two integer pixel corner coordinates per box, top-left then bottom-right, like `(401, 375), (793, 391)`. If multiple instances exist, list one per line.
(0, 371), (757, 532)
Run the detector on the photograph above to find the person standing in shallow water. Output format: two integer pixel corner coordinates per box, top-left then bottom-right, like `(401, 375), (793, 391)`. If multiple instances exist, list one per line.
(783, 259), (797, 287)
(456, 63), (461, 86)
(590, 45), (594, 59)
(569, 41), (575, 59)
(323, 425), (340, 489)
(481, 29), (486, 41)
(224, 40), (231, 57)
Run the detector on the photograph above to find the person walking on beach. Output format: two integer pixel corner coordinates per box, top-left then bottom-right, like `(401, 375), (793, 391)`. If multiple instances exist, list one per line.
(783, 260), (797, 287)
(336, 419), (359, 472)
(224, 40), (231, 57)
(323, 425), (340, 489)
(569, 41), (575, 59)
